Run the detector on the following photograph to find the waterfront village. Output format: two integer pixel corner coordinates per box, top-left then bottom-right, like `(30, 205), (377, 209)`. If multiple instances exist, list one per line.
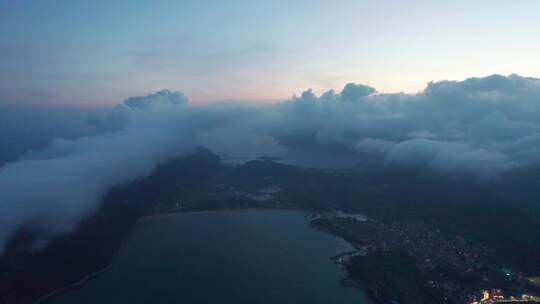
(166, 183), (540, 304)
(312, 213), (540, 304)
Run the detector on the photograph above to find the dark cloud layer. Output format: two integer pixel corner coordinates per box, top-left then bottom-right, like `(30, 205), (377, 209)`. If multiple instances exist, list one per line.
(272, 74), (540, 176)
(1, 74), (540, 255)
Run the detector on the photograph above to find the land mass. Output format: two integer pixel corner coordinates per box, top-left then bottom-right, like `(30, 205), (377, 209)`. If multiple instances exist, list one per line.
(2, 148), (540, 304)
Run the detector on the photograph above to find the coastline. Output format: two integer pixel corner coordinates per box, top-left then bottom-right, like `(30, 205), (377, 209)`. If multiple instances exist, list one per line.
(138, 206), (307, 221)
(33, 207), (371, 304)
(34, 251), (120, 304)
(34, 208), (304, 304)
(312, 221), (379, 304)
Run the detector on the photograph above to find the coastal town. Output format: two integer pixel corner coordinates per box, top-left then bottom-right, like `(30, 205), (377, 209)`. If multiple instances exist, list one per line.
(311, 213), (540, 304)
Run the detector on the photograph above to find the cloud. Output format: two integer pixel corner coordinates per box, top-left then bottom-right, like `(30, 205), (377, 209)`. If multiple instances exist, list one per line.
(2, 74), (540, 255)
(340, 83), (376, 100)
(0, 90), (223, 255)
(384, 139), (513, 178)
(272, 74), (540, 177)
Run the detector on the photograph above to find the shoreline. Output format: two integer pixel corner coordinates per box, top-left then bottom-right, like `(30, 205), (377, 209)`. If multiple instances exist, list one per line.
(33, 207), (371, 304)
(138, 206), (308, 221)
(312, 222), (379, 304)
(35, 250), (120, 304)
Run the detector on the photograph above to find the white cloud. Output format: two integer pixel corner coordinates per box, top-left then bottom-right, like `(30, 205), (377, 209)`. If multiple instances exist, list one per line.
(2, 74), (540, 255)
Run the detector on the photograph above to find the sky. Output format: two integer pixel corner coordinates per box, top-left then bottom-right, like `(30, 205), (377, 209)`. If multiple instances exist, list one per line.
(1, 0), (540, 107)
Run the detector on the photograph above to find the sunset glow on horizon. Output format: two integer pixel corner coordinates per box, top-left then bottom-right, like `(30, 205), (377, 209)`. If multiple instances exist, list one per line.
(1, 0), (539, 107)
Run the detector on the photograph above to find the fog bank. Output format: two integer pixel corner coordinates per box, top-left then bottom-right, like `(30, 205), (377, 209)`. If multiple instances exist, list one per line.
(2, 74), (540, 255)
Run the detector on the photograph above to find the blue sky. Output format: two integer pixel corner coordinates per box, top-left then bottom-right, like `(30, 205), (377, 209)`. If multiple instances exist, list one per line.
(1, 0), (539, 107)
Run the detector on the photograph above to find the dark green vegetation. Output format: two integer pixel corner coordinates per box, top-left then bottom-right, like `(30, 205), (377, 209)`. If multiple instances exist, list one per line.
(338, 165), (540, 273)
(2, 149), (540, 303)
(0, 148), (222, 304)
(347, 251), (442, 304)
(230, 160), (540, 274)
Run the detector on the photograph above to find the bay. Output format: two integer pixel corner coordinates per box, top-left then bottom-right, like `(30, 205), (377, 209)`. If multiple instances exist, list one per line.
(49, 209), (367, 304)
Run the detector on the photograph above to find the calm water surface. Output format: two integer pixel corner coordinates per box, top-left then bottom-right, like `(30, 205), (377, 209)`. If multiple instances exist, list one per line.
(50, 209), (367, 304)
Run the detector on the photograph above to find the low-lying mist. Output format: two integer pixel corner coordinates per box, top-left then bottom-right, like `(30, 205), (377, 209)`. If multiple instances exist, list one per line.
(1, 74), (540, 255)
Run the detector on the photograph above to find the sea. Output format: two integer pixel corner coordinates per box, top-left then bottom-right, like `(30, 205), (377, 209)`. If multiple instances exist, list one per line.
(48, 209), (367, 304)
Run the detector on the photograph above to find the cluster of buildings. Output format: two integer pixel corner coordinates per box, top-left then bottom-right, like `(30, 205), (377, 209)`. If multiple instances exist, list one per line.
(467, 289), (503, 303)
(467, 289), (540, 303)
(312, 215), (540, 304)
